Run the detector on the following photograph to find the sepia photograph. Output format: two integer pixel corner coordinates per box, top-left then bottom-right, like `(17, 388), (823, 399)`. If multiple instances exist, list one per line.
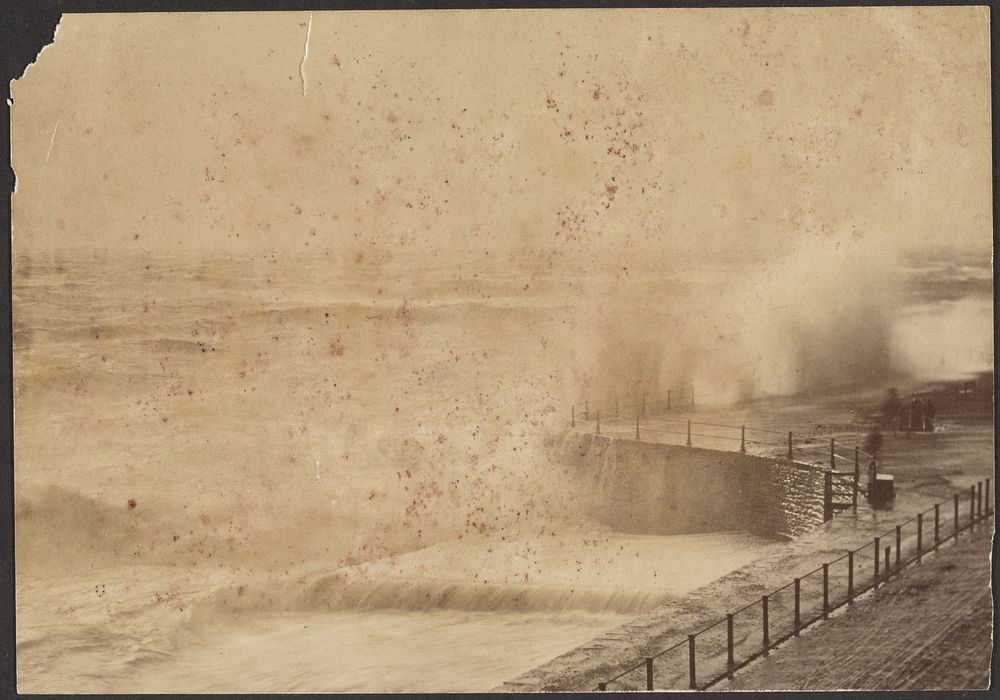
(7, 5), (995, 693)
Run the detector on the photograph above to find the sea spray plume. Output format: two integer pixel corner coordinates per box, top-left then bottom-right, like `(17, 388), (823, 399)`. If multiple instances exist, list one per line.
(324, 377), (589, 563)
(568, 230), (908, 407)
(721, 231), (905, 397)
(566, 260), (703, 410)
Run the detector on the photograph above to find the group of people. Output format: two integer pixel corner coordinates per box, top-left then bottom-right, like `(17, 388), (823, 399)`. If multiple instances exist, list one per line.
(862, 388), (938, 498)
(883, 388), (937, 433)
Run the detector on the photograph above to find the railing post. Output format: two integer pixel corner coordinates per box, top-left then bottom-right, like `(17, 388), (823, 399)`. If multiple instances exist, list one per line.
(822, 563), (829, 619)
(970, 485), (976, 532)
(853, 446), (860, 511)
(896, 525), (903, 569)
(954, 493), (960, 542)
(917, 513), (923, 563)
(686, 419), (692, 447)
(873, 536), (880, 589)
(830, 438), (835, 469)
(823, 471), (833, 522)
(726, 613), (734, 677)
(793, 578), (801, 635)
(885, 546), (891, 578)
(635, 412), (640, 440)
(688, 634), (696, 690)
(977, 481), (983, 518)
(645, 657), (653, 691)
(847, 550), (854, 603)
(740, 425), (746, 453)
(595, 410), (600, 436)
(598, 682), (606, 692)
(934, 503), (940, 550)
(571, 405), (575, 428)
(787, 431), (793, 461)
(762, 594), (770, 654)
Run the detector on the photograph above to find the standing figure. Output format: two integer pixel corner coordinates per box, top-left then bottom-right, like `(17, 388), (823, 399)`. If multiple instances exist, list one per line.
(923, 397), (937, 432)
(883, 388), (902, 435)
(909, 397), (924, 432)
(863, 426), (883, 459)
(899, 400), (911, 433)
(864, 427), (883, 496)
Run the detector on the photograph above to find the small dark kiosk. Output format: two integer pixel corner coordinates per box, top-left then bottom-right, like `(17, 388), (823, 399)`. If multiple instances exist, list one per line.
(863, 427), (895, 507)
(867, 460), (895, 507)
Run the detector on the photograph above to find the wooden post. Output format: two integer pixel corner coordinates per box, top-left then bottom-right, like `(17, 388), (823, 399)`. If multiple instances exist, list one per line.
(595, 410), (600, 436)
(822, 563), (829, 619)
(917, 513), (923, 563)
(787, 432), (793, 461)
(635, 412), (640, 440)
(934, 504), (940, 550)
(986, 478), (992, 514)
(847, 550), (854, 603)
(762, 595), (770, 654)
(615, 397), (619, 417)
(740, 425), (746, 453)
(896, 525), (903, 569)
(874, 536), (880, 589)
(645, 657), (653, 691)
(686, 419), (692, 447)
(793, 578), (801, 635)
(885, 546), (891, 578)
(977, 481), (983, 517)
(853, 447), (860, 510)
(726, 613), (735, 677)
(571, 405), (575, 428)
(954, 494), (960, 542)
(688, 635), (696, 690)
(598, 682), (606, 692)
(830, 438), (836, 469)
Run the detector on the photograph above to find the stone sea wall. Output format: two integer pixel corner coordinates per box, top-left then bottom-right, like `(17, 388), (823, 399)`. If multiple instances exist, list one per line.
(559, 432), (827, 538)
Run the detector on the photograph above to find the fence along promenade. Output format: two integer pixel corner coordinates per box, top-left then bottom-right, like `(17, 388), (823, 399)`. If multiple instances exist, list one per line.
(571, 390), (874, 519)
(593, 482), (993, 691)
(573, 394), (993, 691)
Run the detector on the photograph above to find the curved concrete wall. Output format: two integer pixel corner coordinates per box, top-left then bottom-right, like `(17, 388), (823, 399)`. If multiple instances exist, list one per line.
(558, 432), (827, 538)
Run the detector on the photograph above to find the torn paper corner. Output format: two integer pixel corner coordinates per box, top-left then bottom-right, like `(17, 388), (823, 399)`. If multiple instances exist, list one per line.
(10, 13), (63, 91)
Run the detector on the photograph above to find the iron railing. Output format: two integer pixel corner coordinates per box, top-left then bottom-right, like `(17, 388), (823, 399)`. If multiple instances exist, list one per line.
(595, 481), (994, 691)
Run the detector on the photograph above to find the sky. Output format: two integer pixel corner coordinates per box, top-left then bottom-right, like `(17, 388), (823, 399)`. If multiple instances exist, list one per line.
(10, 8), (993, 268)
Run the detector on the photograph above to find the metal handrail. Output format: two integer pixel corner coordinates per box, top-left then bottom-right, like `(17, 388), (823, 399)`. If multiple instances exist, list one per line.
(577, 408), (881, 475)
(596, 485), (994, 691)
